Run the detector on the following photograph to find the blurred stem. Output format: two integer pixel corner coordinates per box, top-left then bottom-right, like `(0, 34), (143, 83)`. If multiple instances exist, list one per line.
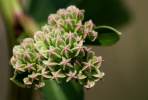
(41, 80), (84, 100)
(0, 0), (16, 49)
(0, 0), (38, 38)
(12, 0), (39, 35)
(0, 0), (37, 100)
(0, 0), (14, 25)
(17, 14), (39, 36)
(41, 80), (68, 100)
(60, 80), (84, 100)
(12, 0), (39, 36)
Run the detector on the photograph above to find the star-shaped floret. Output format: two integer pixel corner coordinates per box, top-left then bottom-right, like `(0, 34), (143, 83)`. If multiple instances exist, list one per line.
(50, 69), (65, 81)
(66, 32), (75, 42)
(66, 70), (77, 82)
(77, 71), (86, 80)
(43, 60), (58, 68)
(72, 40), (85, 56)
(59, 57), (72, 69)
(40, 68), (50, 79)
(93, 69), (105, 81)
(48, 48), (61, 58)
(82, 61), (94, 71)
(61, 45), (71, 58)
(24, 63), (36, 72)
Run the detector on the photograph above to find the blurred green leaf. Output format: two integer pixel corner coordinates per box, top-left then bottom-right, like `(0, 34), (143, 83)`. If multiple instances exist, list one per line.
(95, 26), (121, 46)
(27, 0), (130, 27)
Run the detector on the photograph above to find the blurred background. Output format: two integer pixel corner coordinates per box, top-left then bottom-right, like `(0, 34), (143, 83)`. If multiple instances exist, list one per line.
(0, 0), (148, 100)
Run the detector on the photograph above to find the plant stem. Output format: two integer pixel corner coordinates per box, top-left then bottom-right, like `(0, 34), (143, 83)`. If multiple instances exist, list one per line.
(41, 80), (84, 100)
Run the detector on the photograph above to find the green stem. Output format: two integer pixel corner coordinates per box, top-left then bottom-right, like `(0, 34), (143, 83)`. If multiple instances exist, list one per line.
(41, 80), (84, 100)
(41, 80), (68, 100)
(12, 0), (39, 36)
(0, 0), (16, 49)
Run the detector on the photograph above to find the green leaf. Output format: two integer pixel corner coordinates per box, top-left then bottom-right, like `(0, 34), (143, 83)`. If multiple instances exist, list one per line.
(85, 26), (121, 46)
(96, 26), (122, 46)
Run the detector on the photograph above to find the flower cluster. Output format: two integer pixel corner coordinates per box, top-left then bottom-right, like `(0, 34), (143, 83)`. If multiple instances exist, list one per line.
(10, 6), (104, 89)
